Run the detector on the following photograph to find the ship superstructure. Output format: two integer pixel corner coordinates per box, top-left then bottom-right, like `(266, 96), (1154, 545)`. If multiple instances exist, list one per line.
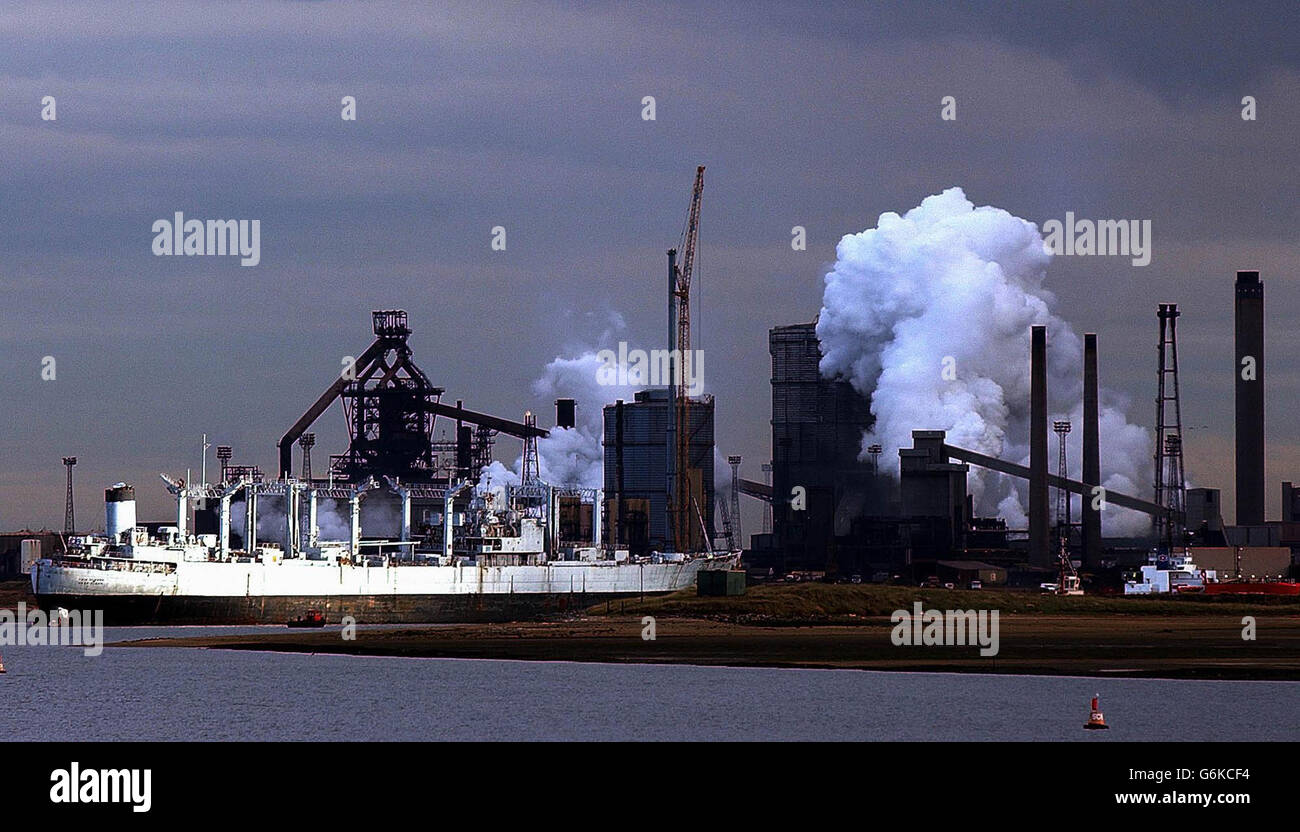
(33, 475), (736, 624)
(1123, 550), (1216, 595)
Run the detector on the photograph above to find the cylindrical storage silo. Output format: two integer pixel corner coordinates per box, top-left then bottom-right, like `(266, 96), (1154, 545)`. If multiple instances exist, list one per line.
(105, 483), (137, 540)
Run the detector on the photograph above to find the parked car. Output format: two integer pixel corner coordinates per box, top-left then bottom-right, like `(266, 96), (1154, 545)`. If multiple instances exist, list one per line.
(968, 580), (983, 590)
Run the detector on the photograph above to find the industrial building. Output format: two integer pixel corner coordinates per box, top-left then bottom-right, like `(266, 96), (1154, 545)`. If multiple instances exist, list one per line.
(602, 389), (715, 554)
(0, 531), (61, 579)
(1186, 487), (1227, 545)
(899, 430), (971, 556)
(745, 320), (888, 573)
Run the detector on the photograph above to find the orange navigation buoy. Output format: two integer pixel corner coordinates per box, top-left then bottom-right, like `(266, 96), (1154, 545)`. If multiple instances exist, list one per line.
(1084, 694), (1108, 729)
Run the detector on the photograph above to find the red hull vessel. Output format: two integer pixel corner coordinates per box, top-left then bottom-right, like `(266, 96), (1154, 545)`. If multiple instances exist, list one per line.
(1204, 582), (1300, 596)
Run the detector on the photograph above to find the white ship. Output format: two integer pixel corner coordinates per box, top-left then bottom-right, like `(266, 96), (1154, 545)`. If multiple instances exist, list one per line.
(32, 476), (739, 625)
(1122, 550), (1215, 595)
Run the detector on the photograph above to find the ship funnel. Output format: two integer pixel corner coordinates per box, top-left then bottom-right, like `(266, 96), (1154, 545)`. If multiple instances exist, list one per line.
(105, 483), (137, 541)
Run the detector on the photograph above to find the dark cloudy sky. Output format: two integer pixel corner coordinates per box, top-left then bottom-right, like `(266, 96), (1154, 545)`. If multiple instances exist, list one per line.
(2, 1), (1297, 529)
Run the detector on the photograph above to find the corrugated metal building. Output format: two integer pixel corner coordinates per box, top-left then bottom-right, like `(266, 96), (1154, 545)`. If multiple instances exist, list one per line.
(603, 388), (715, 552)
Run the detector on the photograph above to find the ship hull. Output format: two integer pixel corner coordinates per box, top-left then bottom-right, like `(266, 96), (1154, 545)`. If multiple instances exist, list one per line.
(34, 589), (673, 625)
(1204, 582), (1300, 596)
(31, 554), (738, 625)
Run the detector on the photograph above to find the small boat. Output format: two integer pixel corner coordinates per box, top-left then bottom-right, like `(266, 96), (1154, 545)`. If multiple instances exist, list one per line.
(286, 609), (326, 628)
(1084, 694), (1109, 730)
(1048, 537), (1084, 596)
(0, 651), (6, 674)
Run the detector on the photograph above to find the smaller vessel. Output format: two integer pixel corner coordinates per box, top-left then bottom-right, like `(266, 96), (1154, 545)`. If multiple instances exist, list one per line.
(1123, 550), (1212, 595)
(1048, 536), (1084, 596)
(1084, 694), (1108, 730)
(287, 610), (327, 629)
(0, 651), (6, 674)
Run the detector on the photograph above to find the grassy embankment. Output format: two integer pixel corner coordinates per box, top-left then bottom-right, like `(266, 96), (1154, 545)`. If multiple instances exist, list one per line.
(584, 581), (1300, 623)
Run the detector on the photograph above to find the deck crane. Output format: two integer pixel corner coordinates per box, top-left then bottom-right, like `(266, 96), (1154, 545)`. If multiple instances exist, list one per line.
(666, 166), (705, 552)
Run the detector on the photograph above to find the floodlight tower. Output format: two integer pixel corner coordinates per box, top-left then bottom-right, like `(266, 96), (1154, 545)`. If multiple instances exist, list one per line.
(1053, 421), (1072, 534)
(62, 456), (77, 535)
(727, 455), (742, 547)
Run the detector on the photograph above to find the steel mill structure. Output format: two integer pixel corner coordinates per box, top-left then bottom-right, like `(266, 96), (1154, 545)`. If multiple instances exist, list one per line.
(1153, 303), (1187, 546)
(741, 268), (1296, 586)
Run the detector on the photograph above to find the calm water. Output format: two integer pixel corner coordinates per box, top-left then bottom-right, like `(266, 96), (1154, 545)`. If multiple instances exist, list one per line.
(1, 626), (1296, 741)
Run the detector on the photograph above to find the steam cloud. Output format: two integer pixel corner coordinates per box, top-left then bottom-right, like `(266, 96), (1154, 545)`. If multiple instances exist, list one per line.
(482, 313), (646, 490)
(230, 494), (400, 547)
(816, 187), (1152, 535)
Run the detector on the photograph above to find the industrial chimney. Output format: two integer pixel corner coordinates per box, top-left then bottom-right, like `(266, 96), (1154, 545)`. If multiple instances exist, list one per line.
(1235, 270), (1264, 525)
(1082, 333), (1101, 565)
(555, 398), (576, 430)
(1029, 325), (1050, 565)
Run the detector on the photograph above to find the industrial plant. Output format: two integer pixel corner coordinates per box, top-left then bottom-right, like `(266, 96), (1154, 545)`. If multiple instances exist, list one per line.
(3, 175), (1295, 603)
(741, 268), (1295, 595)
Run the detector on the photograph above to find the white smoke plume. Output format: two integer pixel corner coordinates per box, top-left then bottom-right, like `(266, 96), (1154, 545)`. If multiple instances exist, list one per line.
(230, 496), (292, 549)
(314, 499), (352, 542)
(229, 495), (390, 546)
(483, 313), (646, 490)
(816, 187), (1152, 535)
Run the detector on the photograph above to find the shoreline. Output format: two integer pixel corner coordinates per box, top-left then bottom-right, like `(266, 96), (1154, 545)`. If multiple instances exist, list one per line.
(113, 612), (1300, 681)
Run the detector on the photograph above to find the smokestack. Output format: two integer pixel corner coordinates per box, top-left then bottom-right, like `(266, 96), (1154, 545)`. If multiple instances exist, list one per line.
(1235, 270), (1264, 525)
(456, 424), (473, 479)
(1082, 333), (1101, 565)
(615, 399), (626, 546)
(105, 483), (137, 542)
(555, 398), (576, 430)
(1029, 325), (1050, 565)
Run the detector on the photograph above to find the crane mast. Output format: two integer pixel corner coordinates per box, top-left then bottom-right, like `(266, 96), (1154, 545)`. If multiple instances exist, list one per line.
(668, 166), (705, 552)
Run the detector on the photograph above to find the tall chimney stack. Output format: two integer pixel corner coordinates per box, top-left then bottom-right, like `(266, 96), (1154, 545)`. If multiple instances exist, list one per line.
(1235, 270), (1264, 525)
(554, 398), (576, 430)
(1029, 325), (1050, 565)
(1082, 333), (1101, 565)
